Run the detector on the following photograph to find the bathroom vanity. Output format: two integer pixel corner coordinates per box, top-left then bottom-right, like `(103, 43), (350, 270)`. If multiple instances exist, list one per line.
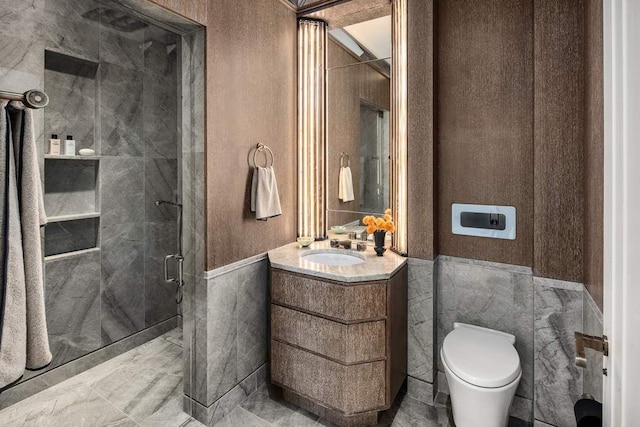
(268, 243), (407, 427)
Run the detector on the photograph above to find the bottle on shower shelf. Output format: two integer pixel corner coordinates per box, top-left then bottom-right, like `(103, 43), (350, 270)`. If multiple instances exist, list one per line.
(48, 134), (61, 155)
(64, 135), (75, 156)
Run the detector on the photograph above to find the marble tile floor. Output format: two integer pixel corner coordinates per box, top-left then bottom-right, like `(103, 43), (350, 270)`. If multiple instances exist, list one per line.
(0, 327), (531, 427)
(0, 327), (192, 427)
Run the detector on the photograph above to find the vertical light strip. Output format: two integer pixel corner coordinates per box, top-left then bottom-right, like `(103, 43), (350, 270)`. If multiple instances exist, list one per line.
(298, 19), (326, 239)
(391, 0), (408, 255)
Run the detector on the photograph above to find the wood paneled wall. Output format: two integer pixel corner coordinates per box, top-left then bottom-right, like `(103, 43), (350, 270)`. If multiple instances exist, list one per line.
(147, 0), (207, 24)
(533, 0), (585, 281)
(407, 0), (435, 260)
(436, 0), (534, 267)
(206, 0), (298, 269)
(150, 0), (297, 270)
(154, 0), (603, 287)
(408, 0), (602, 293)
(583, 0), (604, 309)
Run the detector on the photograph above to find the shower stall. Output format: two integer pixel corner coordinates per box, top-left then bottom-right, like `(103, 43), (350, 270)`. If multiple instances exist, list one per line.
(0, 0), (205, 418)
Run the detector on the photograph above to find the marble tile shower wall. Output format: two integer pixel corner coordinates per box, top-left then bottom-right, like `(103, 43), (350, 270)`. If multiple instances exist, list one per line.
(0, 0), (181, 379)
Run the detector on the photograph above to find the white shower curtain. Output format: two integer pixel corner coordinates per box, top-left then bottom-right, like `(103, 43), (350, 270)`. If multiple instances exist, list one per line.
(0, 100), (51, 389)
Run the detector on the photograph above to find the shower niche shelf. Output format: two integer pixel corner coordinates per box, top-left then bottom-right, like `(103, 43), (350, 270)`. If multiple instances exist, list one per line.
(44, 247), (100, 262)
(43, 153), (100, 258)
(47, 212), (101, 223)
(45, 155), (101, 160)
(44, 216), (99, 257)
(44, 49), (99, 156)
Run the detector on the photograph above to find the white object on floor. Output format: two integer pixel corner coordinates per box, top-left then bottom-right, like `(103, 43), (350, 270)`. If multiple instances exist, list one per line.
(440, 322), (521, 427)
(338, 166), (354, 202)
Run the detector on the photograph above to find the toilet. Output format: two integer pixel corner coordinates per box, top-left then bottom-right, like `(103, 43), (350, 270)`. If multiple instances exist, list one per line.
(441, 322), (521, 427)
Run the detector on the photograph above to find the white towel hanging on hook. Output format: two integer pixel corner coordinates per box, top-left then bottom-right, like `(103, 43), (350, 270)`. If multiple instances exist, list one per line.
(338, 152), (354, 202)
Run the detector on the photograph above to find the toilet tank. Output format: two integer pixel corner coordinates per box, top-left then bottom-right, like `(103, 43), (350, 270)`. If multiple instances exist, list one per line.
(453, 322), (516, 345)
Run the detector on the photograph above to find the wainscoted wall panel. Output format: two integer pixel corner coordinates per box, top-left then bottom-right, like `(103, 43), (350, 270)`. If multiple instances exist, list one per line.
(533, 277), (583, 427)
(206, 0), (297, 269)
(436, 0), (534, 267)
(187, 364), (268, 427)
(189, 256), (269, 414)
(533, 0), (585, 283)
(407, 0), (435, 261)
(583, 0), (604, 310)
(436, 256), (534, 402)
(407, 258), (435, 390)
(434, 257), (590, 425)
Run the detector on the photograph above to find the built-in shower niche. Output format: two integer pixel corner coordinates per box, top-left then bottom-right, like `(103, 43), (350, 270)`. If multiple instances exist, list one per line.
(44, 49), (99, 153)
(44, 158), (100, 257)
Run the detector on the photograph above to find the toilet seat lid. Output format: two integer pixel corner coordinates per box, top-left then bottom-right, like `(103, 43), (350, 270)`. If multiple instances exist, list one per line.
(442, 327), (521, 388)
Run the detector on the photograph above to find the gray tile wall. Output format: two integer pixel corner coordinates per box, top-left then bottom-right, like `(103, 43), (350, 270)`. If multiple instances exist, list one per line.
(180, 29), (206, 416)
(44, 250), (101, 368)
(406, 258), (435, 403)
(534, 277), (584, 427)
(44, 160), (98, 217)
(186, 364), (269, 427)
(436, 256), (535, 402)
(434, 256), (589, 427)
(187, 255), (270, 423)
(533, 277), (583, 427)
(583, 290), (603, 402)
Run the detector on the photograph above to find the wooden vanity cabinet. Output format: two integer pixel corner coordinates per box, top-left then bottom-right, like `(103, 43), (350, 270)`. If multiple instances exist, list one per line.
(270, 265), (408, 427)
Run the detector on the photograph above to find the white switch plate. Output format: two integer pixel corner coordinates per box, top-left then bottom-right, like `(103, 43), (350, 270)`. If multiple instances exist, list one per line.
(452, 203), (516, 240)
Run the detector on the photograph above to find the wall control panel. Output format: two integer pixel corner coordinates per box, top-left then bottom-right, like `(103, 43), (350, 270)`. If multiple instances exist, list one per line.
(452, 203), (516, 240)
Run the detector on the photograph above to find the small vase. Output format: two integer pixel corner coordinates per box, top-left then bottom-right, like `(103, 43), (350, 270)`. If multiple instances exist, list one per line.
(373, 230), (386, 256)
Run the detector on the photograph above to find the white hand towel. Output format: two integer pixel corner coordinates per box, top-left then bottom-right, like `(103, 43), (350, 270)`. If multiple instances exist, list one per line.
(251, 166), (282, 221)
(341, 166), (354, 202)
(338, 167), (345, 201)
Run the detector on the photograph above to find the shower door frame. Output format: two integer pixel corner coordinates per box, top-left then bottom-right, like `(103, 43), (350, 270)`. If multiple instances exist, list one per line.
(602, 0), (640, 424)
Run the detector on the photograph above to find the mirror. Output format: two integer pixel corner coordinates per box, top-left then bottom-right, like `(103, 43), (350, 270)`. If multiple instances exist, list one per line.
(298, 0), (407, 249)
(325, 14), (392, 229)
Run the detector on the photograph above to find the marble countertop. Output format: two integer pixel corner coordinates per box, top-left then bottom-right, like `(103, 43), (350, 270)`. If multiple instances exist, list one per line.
(268, 240), (407, 283)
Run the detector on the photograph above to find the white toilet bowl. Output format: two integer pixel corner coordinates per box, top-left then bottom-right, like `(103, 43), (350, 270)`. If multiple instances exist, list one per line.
(441, 323), (521, 427)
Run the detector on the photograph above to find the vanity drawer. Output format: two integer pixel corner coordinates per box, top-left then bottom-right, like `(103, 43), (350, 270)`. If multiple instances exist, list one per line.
(271, 304), (386, 364)
(271, 340), (386, 414)
(270, 269), (386, 322)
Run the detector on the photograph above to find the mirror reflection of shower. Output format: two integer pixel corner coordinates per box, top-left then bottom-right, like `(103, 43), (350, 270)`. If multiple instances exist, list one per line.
(359, 101), (389, 214)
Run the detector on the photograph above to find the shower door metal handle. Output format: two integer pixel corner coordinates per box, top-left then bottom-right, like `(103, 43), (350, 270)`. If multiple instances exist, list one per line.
(164, 254), (183, 284)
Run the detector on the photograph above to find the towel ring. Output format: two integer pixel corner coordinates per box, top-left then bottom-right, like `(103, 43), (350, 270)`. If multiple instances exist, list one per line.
(340, 152), (350, 168)
(253, 143), (274, 168)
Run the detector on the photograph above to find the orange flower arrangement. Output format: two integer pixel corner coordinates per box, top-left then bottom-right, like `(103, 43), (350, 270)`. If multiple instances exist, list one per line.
(363, 209), (396, 234)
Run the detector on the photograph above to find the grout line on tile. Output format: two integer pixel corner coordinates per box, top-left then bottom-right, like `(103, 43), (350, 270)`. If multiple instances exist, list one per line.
(91, 388), (141, 426)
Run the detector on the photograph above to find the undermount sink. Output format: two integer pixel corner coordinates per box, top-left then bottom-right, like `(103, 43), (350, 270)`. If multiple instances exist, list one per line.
(300, 250), (365, 266)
